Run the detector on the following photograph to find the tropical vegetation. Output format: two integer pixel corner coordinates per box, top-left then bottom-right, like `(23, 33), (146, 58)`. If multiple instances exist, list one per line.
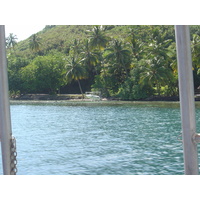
(6, 25), (200, 100)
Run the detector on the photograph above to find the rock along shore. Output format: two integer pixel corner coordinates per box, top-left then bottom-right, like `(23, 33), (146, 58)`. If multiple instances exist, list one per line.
(9, 94), (182, 101)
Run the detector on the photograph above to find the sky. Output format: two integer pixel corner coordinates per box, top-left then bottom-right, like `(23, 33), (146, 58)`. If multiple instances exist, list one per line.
(5, 25), (46, 41)
(1, 0), (197, 44)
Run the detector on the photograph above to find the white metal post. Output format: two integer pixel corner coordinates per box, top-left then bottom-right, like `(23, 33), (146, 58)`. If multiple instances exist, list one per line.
(175, 25), (199, 175)
(0, 25), (13, 175)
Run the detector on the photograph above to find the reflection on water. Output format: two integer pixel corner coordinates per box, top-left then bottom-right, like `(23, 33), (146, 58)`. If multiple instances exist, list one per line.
(1, 100), (200, 174)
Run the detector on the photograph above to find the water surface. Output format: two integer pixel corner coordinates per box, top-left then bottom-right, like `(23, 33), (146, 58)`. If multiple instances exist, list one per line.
(1, 101), (200, 175)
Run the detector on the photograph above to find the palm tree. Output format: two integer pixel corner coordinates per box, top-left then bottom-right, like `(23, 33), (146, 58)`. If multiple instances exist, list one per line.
(80, 39), (98, 75)
(137, 28), (174, 96)
(105, 39), (131, 80)
(65, 55), (88, 99)
(29, 34), (41, 52)
(88, 26), (110, 95)
(191, 34), (200, 89)
(139, 57), (173, 96)
(6, 33), (18, 51)
(191, 34), (200, 68)
(70, 39), (82, 55)
(88, 26), (109, 50)
(126, 27), (144, 61)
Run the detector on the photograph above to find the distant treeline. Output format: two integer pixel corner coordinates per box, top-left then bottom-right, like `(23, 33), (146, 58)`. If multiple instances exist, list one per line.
(6, 25), (200, 100)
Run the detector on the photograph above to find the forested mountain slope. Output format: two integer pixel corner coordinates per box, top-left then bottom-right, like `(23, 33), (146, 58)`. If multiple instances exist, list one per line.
(6, 25), (200, 100)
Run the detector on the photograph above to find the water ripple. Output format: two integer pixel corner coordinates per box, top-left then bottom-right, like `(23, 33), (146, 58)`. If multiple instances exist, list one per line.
(0, 102), (193, 175)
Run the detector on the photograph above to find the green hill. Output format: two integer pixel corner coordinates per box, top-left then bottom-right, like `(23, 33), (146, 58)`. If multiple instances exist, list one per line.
(7, 25), (200, 100)
(11, 25), (200, 59)
(13, 25), (129, 57)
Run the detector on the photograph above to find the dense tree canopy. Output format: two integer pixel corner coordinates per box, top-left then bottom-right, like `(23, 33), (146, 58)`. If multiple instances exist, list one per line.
(6, 25), (200, 100)
(11, 52), (66, 94)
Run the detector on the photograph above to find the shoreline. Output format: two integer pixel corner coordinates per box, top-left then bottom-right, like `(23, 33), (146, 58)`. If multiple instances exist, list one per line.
(9, 93), (200, 104)
(10, 99), (182, 108)
(9, 94), (182, 107)
(10, 99), (200, 109)
(10, 93), (181, 101)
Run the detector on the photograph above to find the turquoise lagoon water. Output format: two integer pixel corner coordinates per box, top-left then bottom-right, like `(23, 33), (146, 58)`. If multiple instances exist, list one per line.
(1, 100), (200, 175)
